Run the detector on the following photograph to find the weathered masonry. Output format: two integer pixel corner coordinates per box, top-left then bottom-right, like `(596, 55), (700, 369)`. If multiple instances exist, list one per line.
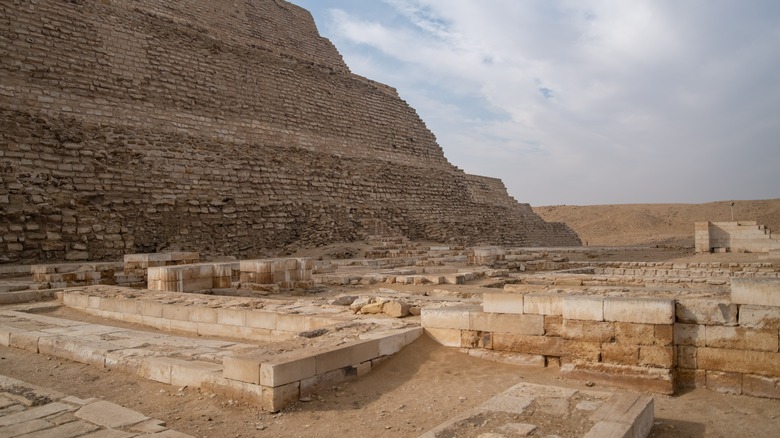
(0, 0), (580, 264)
(695, 221), (780, 254)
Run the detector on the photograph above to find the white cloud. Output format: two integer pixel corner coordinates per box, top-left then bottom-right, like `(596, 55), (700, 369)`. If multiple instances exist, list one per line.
(297, 0), (780, 205)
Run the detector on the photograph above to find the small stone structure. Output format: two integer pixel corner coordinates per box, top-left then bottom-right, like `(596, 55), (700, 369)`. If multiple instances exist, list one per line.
(422, 267), (780, 399)
(695, 221), (780, 253)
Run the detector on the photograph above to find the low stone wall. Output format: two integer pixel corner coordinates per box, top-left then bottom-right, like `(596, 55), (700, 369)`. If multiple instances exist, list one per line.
(124, 252), (200, 280)
(217, 327), (422, 411)
(239, 258), (313, 290)
(62, 288), (337, 342)
(676, 278), (780, 397)
(147, 262), (239, 293)
(31, 261), (125, 289)
(423, 294), (676, 394)
(2, 296), (422, 412)
(422, 277), (780, 399)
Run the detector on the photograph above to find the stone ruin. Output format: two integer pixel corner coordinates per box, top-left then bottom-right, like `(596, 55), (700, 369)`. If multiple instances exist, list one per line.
(1, 243), (779, 436)
(0, 0), (579, 265)
(695, 221), (780, 254)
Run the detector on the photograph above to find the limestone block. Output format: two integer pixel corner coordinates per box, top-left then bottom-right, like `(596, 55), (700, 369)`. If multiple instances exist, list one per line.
(677, 345), (697, 369)
(140, 301), (163, 318)
(189, 307), (218, 324)
(368, 327), (422, 356)
(383, 301), (410, 318)
(674, 323), (705, 347)
(169, 319), (198, 334)
(561, 361), (674, 394)
(196, 322), (244, 339)
(705, 326), (778, 352)
(639, 346), (675, 368)
(420, 305), (476, 330)
(731, 278), (780, 306)
(583, 421), (631, 438)
(523, 294), (563, 316)
(492, 333), (566, 356)
(275, 314), (308, 332)
(9, 331), (47, 353)
(590, 393), (654, 438)
(245, 311), (278, 330)
(140, 357), (176, 384)
(301, 367), (357, 396)
(676, 368), (706, 389)
(165, 360), (220, 388)
(424, 327), (462, 347)
(566, 339), (603, 361)
(350, 339), (381, 364)
(654, 324), (674, 346)
(161, 304), (190, 321)
(544, 315), (563, 337)
(460, 330), (492, 349)
(562, 296), (603, 321)
(697, 347), (780, 376)
(601, 344), (639, 366)
(217, 308), (246, 326)
(315, 347), (353, 375)
(37, 337), (108, 368)
(260, 354), (317, 387)
(603, 297), (674, 325)
(63, 292), (89, 308)
(675, 299), (738, 326)
(482, 292), (523, 314)
(563, 319), (615, 342)
(614, 322), (654, 346)
(738, 305), (780, 329)
(262, 382), (300, 413)
(469, 312), (544, 335)
(75, 400), (149, 429)
(742, 374), (780, 399)
(706, 370), (743, 395)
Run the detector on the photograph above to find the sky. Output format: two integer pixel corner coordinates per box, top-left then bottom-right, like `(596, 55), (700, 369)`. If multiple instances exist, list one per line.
(288, 0), (780, 206)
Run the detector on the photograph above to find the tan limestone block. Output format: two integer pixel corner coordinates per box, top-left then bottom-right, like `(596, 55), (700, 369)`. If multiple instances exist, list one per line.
(675, 298), (738, 326)
(420, 305), (476, 330)
(705, 370), (743, 395)
(544, 315), (563, 337)
(523, 293), (563, 315)
(742, 374), (780, 399)
(614, 322), (654, 346)
(563, 319), (615, 343)
(705, 326), (778, 352)
(639, 346), (675, 368)
(424, 327), (462, 347)
(697, 347), (780, 376)
(732, 278), (780, 306)
(601, 344), (639, 366)
(562, 296), (603, 321)
(482, 292), (523, 314)
(492, 333), (565, 356)
(469, 312), (544, 335)
(677, 345), (697, 369)
(603, 297), (674, 324)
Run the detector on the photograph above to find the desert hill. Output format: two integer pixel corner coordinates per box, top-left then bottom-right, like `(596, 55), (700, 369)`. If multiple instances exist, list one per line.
(534, 198), (780, 247)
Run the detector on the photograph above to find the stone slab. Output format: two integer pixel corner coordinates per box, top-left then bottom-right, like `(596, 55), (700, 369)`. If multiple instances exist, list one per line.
(75, 400), (149, 428)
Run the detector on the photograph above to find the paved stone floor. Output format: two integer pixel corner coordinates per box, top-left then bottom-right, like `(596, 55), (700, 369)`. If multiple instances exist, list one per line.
(0, 374), (193, 437)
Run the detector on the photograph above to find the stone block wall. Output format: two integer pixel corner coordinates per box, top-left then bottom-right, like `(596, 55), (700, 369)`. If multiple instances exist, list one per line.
(0, 0), (580, 264)
(695, 221), (780, 253)
(424, 278), (780, 399)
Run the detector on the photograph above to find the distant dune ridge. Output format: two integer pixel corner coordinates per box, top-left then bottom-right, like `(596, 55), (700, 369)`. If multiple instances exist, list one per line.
(533, 199), (780, 247)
